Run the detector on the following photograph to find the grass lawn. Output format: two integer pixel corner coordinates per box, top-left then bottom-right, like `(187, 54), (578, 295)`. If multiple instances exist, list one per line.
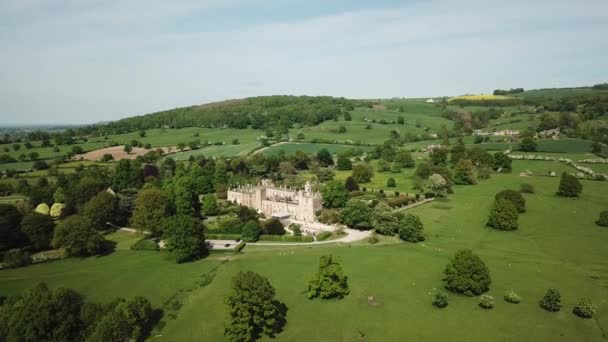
(477, 138), (594, 153)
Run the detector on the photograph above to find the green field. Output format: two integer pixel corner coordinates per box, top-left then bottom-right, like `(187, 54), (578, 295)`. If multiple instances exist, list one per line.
(477, 138), (594, 153)
(2, 169), (607, 341)
(261, 142), (373, 156)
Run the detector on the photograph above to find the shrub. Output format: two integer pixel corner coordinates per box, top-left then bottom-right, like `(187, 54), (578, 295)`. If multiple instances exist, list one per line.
(367, 235), (379, 244)
(386, 178), (396, 187)
(539, 288), (562, 312)
(316, 231), (332, 241)
(130, 239), (159, 251)
(290, 223), (302, 236)
(34, 203), (50, 215)
(257, 235), (314, 243)
(443, 249), (491, 296)
(595, 210), (608, 227)
(3, 249), (32, 268)
(479, 294), (494, 309)
(340, 200), (373, 230)
(205, 233), (242, 240)
(504, 290), (521, 304)
(432, 291), (448, 308)
(453, 159), (477, 185)
(495, 189), (526, 213)
(557, 172), (582, 197)
(572, 298), (596, 318)
(344, 176), (359, 192)
(20, 212), (54, 251)
(262, 218), (285, 235)
(519, 183), (535, 193)
(241, 220), (262, 242)
(486, 199), (518, 231)
(49, 203), (65, 219)
(317, 209), (340, 224)
(398, 214), (425, 242)
(423, 174), (448, 198)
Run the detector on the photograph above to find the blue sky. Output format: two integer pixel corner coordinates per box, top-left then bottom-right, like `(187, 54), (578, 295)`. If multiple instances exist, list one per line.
(0, 0), (607, 125)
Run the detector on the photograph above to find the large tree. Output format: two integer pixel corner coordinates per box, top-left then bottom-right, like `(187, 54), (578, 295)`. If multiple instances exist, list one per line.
(321, 181), (349, 208)
(224, 271), (286, 342)
(112, 159), (143, 191)
(316, 148), (334, 167)
(161, 215), (207, 263)
(443, 249), (491, 296)
(52, 216), (110, 257)
(519, 137), (537, 152)
(0, 204), (24, 251)
(130, 187), (169, 235)
(453, 159), (477, 185)
(495, 189), (526, 213)
(336, 155), (352, 171)
(487, 199), (519, 231)
(307, 255), (349, 299)
(201, 194), (219, 217)
(398, 214), (425, 242)
(82, 191), (118, 230)
(352, 164), (373, 183)
(557, 172), (582, 197)
(340, 199), (373, 230)
(20, 212), (54, 251)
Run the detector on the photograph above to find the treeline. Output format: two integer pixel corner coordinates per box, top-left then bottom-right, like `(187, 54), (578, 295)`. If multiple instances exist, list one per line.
(448, 98), (523, 107)
(80, 96), (369, 135)
(493, 88), (524, 95)
(592, 83), (608, 90)
(441, 108), (502, 132)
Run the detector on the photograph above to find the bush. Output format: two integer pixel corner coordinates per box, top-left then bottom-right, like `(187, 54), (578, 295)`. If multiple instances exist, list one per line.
(443, 249), (491, 296)
(495, 189), (526, 213)
(519, 183), (535, 193)
(340, 200), (373, 230)
(3, 249), (32, 268)
(34, 203), (50, 215)
(539, 288), (562, 312)
(595, 210), (608, 227)
(257, 235), (314, 243)
(241, 220), (262, 242)
(316, 231), (332, 241)
(572, 298), (596, 318)
(397, 214), (425, 242)
(290, 223), (302, 236)
(432, 291), (448, 308)
(479, 294), (494, 309)
(557, 172), (582, 197)
(504, 290), (521, 304)
(486, 199), (518, 231)
(386, 178), (396, 187)
(262, 218), (285, 235)
(130, 239), (159, 251)
(317, 209), (340, 224)
(53, 216), (112, 257)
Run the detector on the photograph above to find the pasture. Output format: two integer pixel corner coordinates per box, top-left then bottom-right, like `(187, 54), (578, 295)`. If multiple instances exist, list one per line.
(2, 161), (607, 341)
(261, 142), (373, 157)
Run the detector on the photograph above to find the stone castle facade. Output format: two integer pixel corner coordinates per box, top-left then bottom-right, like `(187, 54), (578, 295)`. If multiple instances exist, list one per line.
(227, 180), (322, 222)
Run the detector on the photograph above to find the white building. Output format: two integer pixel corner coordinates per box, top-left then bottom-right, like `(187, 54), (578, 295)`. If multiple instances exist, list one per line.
(227, 180), (322, 222)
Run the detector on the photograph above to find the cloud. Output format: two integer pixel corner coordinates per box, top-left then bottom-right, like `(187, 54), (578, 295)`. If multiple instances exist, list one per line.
(0, 0), (607, 124)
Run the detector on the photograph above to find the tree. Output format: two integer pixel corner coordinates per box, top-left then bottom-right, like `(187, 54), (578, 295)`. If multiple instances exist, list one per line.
(495, 189), (526, 213)
(316, 148), (333, 167)
(53, 215), (111, 256)
(422, 174), (448, 198)
(3, 249), (32, 268)
(573, 298), (596, 318)
(397, 116), (404, 124)
(262, 218), (285, 235)
(338, 125), (347, 133)
(336, 155), (352, 171)
(487, 199), (518, 231)
(519, 137), (537, 152)
(87, 297), (154, 342)
(430, 147), (448, 165)
(279, 161), (296, 176)
(344, 176), (359, 192)
(443, 249), (491, 296)
(398, 214), (425, 242)
(539, 288), (562, 312)
(20, 212), (54, 251)
(321, 181), (349, 208)
(201, 194), (219, 216)
(394, 151), (415, 168)
(130, 187), (169, 235)
(596, 210), (608, 227)
(557, 172), (582, 197)
(0, 283), (85, 342)
(307, 255), (349, 299)
(372, 203), (400, 235)
(161, 215), (207, 263)
(138, 130), (146, 138)
(35, 203), (50, 215)
(28, 151), (39, 161)
(343, 112), (352, 121)
(386, 177), (396, 187)
(241, 220), (262, 242)
(83, 191), (118, 229)
(340, 200), (373, 230)
(450, 143), (466, 164)
(0, 204), (24, 251)
(112, 159), (143, 191)
(352, 164), (373, 183)
(453, 159), (477, 185)
(224, 271), (286, 342)
(123, 144), (133, 154)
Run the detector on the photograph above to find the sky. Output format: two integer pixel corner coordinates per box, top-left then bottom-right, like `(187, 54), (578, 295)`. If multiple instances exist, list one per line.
(0, 0), (607, 125)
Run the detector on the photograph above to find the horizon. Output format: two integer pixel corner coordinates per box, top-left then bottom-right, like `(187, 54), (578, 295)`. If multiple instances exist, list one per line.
(1, 0), (607, 125)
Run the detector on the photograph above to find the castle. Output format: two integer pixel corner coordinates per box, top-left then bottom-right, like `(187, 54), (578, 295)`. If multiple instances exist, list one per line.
(227, 180), (322, 222)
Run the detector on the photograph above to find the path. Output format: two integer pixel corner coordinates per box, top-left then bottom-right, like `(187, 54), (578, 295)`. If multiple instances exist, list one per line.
(249, 228), (371, 246)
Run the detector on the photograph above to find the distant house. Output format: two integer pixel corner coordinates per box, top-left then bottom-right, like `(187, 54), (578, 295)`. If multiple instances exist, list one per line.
(426, 98), (435, 103)
(424, 144), (442, 152)
(538, 128), (560, 139)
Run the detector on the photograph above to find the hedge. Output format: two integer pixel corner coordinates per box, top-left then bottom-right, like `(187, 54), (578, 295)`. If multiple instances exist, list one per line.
(257, 235), (314, 242)
(316, 231), (332, 241)
(206, 233), (242, 241)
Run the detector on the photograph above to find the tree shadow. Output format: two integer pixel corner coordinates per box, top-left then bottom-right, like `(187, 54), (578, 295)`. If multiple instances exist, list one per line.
(139, 308), (165, 341)
(96, 240), (118, 257)
(267, 300), (288, 339)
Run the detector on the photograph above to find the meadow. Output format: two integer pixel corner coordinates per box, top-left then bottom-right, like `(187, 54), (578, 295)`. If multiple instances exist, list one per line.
(2, 161), (607, 341)
(261, 142), (373, 157)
